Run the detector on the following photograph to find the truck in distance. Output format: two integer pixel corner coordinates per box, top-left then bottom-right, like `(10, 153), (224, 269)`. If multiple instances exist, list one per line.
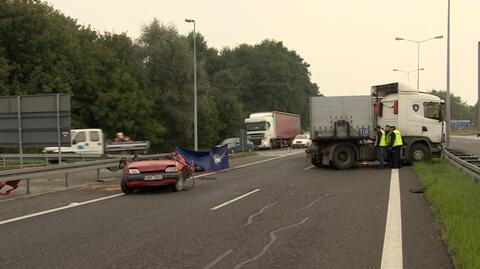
(245, 111), (301, 149)
(43, 128), (150, 155)
(309, 82), (444, 169)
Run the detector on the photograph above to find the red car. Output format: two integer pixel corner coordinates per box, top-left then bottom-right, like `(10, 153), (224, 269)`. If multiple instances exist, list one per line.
(120, 152), (194, 194)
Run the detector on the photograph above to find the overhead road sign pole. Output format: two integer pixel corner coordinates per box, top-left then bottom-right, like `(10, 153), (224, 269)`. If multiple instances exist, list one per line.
(17, 96), (23, 168)
(56, 94), (62, 165)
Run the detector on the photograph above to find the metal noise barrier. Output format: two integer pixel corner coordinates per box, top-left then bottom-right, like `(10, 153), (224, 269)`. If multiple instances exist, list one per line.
(443, 149), (480, 183)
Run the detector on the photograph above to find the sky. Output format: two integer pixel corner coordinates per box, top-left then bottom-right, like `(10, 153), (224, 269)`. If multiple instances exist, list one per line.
(46, 0), (480, 104)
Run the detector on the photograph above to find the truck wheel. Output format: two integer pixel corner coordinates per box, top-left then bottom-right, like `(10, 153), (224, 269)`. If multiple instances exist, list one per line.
(409, 143), (431, 162)
(121, 179), (134, 194)
(332, 145), (355, 170)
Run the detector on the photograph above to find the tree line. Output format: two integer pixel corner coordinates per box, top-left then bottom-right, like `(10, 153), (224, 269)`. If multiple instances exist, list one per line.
(0, 0), (319, 151)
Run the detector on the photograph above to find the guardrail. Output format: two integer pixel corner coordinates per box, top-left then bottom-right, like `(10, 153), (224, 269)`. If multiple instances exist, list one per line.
(443, 149), (480, 182)
(0, 158), (121, 194)
(1, 153), (104, 170)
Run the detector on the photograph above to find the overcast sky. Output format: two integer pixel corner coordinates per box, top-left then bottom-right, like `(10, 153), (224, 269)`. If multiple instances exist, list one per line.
(46, 0), (480, 104)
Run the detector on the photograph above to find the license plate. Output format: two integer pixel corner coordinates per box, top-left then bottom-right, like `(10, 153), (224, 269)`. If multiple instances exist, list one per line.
(144, 174), (163, 181)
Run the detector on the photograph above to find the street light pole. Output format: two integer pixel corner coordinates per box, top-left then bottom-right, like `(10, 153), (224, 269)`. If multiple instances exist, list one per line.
(446, 0), (451, 148)
(393, 68), (424, 85)
(395, 35), (443, 90)
(417, 43), (421, 90)
(185, 18), (198, 151)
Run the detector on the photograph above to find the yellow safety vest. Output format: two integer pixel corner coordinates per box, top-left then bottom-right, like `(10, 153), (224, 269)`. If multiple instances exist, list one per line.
(375, 129), (387, 147)
(392, 129), (403, 147)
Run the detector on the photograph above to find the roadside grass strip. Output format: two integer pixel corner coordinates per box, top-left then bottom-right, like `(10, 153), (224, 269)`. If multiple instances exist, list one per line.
(414, 159), (480, 269)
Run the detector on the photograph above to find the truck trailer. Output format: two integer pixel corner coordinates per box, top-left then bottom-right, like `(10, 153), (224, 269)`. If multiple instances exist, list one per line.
(245, 111), (301, 149)
(309, 83), (444, 169)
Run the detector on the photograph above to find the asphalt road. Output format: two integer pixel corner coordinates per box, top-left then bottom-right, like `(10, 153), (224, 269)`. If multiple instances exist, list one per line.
(0, 150), (452, 269)
(450, 135), (480, 156)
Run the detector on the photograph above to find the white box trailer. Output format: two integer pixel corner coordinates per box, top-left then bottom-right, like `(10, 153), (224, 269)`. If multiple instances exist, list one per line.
(309, 83), (444, 169)
(310, 95), (374, 139)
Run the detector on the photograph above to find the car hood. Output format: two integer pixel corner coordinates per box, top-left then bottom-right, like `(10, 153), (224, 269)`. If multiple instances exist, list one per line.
(127, 160), (177, 173)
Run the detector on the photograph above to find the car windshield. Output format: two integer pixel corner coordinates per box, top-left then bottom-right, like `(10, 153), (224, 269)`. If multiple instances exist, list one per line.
(295, 135), (308, 139)
(221, 138), (238, 145)
(245, 122), (266, 131)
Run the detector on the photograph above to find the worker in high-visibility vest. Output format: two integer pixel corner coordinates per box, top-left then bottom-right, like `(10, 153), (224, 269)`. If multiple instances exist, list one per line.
(374, 125), (387, 169)
(387, 126), (403, 168)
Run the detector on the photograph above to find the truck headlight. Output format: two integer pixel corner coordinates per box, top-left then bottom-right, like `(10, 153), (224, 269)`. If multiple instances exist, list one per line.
(129, 169), (140, 174)
(165, 166), (177, 173)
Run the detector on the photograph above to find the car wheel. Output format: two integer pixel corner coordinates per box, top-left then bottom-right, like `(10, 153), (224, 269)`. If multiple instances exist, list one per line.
(409, 143), (431, 163)
(173, 175), (184, 192)
(332, 145), (355, 170)
(120, 178), (134, 194)
(229, 148), (236, 154)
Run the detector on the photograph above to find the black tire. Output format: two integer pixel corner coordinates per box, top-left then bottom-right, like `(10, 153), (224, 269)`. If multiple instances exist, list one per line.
(311, 155), (322, 168)
(121, 179), (134, 194)
(409, 143), (431, 163)
(229, 148), (236, 154)
(173, 175), (184, 192)
(332, 145), (356, 170)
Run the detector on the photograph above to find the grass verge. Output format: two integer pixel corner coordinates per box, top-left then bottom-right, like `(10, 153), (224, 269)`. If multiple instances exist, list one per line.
(228, 151), (257, 159)
(414, 158), (480, 269)
(450, 128), (479, 136)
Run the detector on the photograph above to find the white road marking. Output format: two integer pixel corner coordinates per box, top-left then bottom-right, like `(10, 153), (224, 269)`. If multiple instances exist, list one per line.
(380, 169), (403, 269)
(245, 201), (278, 227)
(0, 193), (124, 226)
(211, 189), (261, 211)
(203, 249), (234, 269)
(303, 165), (315, 171)
(233, 217), (310, 269)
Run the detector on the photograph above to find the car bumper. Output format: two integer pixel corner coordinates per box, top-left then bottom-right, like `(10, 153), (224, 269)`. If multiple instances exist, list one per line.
(292, 143), (307, 148)
(123, 172), (182, 187)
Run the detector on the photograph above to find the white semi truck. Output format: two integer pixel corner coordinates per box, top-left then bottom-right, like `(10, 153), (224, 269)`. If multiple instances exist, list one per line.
(309, 82), (444, 169)
(245, 111), (301, 149)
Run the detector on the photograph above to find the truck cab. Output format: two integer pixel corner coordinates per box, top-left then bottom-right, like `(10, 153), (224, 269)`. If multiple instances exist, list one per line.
(373, 83), (444, 161)
(245, 113), (275, 149)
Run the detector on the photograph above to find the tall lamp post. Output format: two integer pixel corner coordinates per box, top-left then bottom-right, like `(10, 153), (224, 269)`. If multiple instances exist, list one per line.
(446, 0), (451, 148)
(395, 35), (443, 90)
(185, 18), (198, 151)
(393, 68), (424, 85)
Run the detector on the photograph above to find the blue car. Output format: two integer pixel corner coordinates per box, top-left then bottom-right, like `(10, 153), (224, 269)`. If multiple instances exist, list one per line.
(219, 137), (254, 154)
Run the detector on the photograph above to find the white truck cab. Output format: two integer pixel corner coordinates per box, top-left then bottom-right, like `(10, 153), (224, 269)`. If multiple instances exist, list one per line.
(43, 129), (105, 154)
(245, 113), (275, 149)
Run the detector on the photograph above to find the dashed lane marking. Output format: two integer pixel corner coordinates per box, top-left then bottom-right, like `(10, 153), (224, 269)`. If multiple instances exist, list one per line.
(211, 189), (261, 211)
(0, 193), (124, 226)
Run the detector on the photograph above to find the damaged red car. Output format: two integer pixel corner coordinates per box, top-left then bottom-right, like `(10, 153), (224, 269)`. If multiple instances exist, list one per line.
(119, 152), (194, 194)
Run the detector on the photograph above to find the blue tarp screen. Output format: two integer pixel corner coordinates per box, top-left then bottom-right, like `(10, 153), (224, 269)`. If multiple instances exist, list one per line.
(176, 145), (229, 171)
